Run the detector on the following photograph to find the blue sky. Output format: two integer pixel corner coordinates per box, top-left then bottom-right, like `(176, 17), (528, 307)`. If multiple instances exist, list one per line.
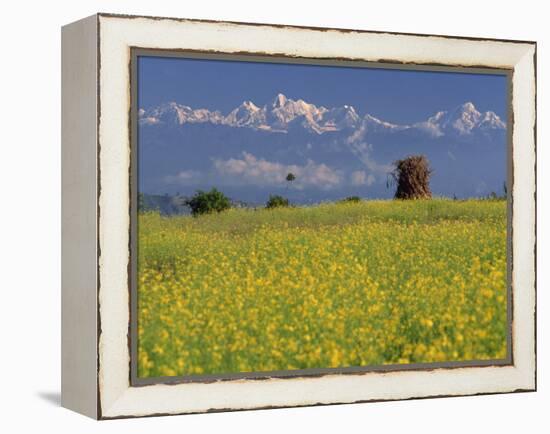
(138, 55), (508, 124)
(137, 55), (508, 202)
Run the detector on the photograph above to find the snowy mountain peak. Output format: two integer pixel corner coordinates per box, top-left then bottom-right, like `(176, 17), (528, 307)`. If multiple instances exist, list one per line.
(140, 96), (506, 138)
(429, 111), (447, 122)
(242, 100), (260, 111)
(363, 114), (403, 132)
(479, 111), (506, 130)
(225, 101), (266, 128)
(138, 101), (225, 126)
(446, 102), (506, 135)
(272, 93), (288, 108)
(409, 102), (505, 137)
(449, 104), (481, 134)
(461, 101), (479, 113)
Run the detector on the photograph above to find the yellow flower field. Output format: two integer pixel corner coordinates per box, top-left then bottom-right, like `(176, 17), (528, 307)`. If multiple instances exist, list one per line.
(137, 199), (508, 378)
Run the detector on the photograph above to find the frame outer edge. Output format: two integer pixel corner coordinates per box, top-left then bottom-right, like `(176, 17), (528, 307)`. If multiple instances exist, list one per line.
(95, 13), (537, 419)
(61, 13), (100, 419)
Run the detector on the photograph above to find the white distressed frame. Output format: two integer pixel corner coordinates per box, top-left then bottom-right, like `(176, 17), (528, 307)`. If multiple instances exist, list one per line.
(63, 13), (536, 420)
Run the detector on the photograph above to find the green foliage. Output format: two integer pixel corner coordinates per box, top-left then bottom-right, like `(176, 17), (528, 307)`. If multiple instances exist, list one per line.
(185, 188), (231, 216)
(340, 195), (362, 203)
(481, 188), (508, 201)
(138, 192), (145, 211)
(266, 194), (290, 209)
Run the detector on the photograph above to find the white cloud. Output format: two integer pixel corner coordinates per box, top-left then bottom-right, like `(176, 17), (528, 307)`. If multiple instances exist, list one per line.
(350, 170), (375, 186)
(344, 128), (393, 177)
(414, 121), (444, 138)
(213, 152), (342, 190)
(346, 123), (368, 144)
(139, 116), (160, 125)
(163, 152), (383, 191)
(163, 169), (201, 185)
(346, 141), (393, 176)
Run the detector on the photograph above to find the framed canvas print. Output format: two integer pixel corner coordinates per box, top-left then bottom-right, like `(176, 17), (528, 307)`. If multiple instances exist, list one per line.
(61, 13), (536, 419)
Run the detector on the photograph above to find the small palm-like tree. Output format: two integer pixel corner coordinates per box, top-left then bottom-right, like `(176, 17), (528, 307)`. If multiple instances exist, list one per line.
(285, 172), (296, 190)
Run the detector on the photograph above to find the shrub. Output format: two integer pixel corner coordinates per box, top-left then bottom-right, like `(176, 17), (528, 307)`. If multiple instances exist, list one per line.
(185, 188), (231, 216)
(392, 155), (432, 199)
(340, 196), (362, 203)
(266, 195), (290, 209)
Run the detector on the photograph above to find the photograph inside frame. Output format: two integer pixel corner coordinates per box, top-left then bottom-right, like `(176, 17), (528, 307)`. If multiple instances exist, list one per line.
(132, 51), (511, 381)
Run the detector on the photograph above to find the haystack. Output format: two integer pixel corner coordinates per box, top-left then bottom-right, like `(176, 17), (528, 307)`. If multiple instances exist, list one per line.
(393, 155), (432, 199)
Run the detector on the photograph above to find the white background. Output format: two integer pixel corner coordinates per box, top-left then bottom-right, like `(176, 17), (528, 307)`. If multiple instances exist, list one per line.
(0, 0), (546, 432)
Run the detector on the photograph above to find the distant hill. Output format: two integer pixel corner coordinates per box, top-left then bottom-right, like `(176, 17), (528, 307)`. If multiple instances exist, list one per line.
(139, 194), (191, 215)
(139, 193), (253, 215)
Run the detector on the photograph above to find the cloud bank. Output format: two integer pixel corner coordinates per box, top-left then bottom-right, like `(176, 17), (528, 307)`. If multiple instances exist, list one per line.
(213, 152), (342, 190)
(163, 152), (390, 192)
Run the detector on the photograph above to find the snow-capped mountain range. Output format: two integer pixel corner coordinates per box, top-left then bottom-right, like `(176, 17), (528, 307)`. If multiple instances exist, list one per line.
(138, 93), (507, 202)
(139, 93), (505, 137)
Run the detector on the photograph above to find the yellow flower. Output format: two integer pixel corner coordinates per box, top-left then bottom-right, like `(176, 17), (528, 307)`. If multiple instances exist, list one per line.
(136, 199), (507, 377)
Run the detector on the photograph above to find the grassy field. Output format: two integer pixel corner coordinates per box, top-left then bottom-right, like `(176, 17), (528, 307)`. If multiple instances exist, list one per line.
(137, 199), (508, 378)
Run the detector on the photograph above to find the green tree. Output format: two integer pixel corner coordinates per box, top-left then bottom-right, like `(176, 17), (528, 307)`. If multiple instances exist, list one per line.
(266, 194), (290, 209)
(340, 196), (362, 203)
(285, 172), (296, 189)
(138, 192), (145, 212)
(185, 188), (231, 216)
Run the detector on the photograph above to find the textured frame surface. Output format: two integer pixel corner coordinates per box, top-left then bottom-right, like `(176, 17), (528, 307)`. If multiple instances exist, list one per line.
(73, 13), (536, 419)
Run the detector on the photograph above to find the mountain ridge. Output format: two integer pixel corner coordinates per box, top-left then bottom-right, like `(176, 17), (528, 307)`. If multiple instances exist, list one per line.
(139, 93), (506, 137)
